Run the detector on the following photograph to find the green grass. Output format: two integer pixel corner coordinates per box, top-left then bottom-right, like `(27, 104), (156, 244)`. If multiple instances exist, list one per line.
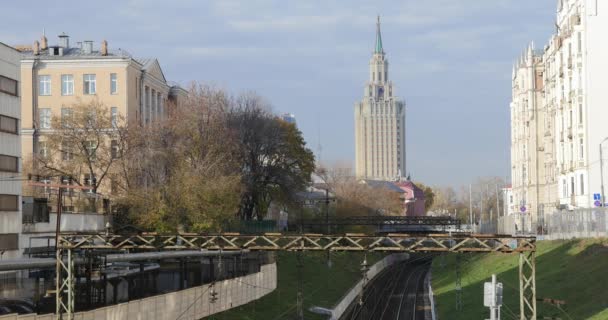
(210, 251), (385, 320)
(431, 238), (608, 320)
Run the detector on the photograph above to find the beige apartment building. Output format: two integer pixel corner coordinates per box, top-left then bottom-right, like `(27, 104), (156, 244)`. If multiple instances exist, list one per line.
(355, 17), (406, 181)
(19, 33), (186, 192)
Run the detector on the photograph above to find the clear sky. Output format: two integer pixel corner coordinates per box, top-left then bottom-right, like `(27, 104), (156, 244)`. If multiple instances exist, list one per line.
(1, 0), (558, 187)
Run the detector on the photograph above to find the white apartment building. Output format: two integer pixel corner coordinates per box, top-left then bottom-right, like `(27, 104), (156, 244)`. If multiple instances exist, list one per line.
(510, 44), (558, 230)
(511, 0), (608, 223)
(0, 42), (22, 259)
(355, 17), (406, 181)
(551, 0), (608, 209)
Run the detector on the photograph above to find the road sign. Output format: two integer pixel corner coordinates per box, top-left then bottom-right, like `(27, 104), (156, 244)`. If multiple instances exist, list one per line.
(594, 193), (601, 201)
(594, 200), (602, 207)
(520, 206), (526, 213)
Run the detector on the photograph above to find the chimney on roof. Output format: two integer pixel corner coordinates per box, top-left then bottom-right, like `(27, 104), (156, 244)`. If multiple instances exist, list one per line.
(33, 41), (40, 55)
(58, 32), (69, 48)
(101, 40), (108, 56)
(40, 34), (48, 50)
(83, 41), (93, 54)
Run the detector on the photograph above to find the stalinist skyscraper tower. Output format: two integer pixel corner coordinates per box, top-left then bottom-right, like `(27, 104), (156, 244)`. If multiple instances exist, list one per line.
(355, 16), (406, 181)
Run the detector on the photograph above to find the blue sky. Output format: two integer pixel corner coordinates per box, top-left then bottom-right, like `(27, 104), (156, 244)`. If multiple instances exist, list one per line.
(1, 0), (557, 187)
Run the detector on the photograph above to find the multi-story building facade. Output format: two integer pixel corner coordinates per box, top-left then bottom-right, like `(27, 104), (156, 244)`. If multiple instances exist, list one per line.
(510, 44), (557, 230)
(511, 0), (608, 225)
(16, 33), (185, 245)
(0, 42), (22, 259)
(355, 17), (406, 181)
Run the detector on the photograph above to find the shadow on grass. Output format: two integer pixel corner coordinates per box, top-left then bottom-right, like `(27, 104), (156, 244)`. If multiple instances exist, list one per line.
(211, 251), (386, 320)
(432, 239), (608, 320)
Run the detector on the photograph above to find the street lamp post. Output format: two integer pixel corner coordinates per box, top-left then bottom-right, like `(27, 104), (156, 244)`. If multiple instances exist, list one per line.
(600, 137), (608, 207)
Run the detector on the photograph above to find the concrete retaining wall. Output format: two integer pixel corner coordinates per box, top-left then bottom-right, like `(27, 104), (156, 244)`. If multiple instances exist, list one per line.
(0, 263), (277, 320)
(329, 253), (409, 320)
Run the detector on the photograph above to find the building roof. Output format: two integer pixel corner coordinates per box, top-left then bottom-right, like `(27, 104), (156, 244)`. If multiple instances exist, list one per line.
(362, 180), (405, 193)
(375, 16), (383, 54)
(395, 180), (426, 199)
(0, 41), (20, 53)
(20, 46), (133, 60)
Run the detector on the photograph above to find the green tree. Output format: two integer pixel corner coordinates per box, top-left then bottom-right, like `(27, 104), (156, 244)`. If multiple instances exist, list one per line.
(229, 94), (315, 220)
(415, 182), (436, 210)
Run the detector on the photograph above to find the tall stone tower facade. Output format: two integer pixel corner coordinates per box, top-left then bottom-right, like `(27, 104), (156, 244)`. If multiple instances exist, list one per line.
(355, 17), (406, 181)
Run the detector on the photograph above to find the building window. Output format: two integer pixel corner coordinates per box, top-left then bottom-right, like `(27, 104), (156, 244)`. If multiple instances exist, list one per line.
(0, 115), (18, 134)
(83, 74), (96, 95)
(0, 75), (18, 96)
(38, 75), (51, 96)
(579, 104), (583, 124)
(0, 234), (18, 250)
(562, 180), (567, 198)
(61, 74), (74, 95)
(580, 174), (584, 195)
(61, 141), (73, 161)
(571, 177), (575, 196)
(110, 73), (117, 94)
(0, 194), (18, 211)
(111, 107), (118, 127)
(39, 141), (49, 159)
(0, 155), (18, 173)
(85, 141), (97, 160)
(111, 140), (119, 159)
(39, 108), (51, 129)
(580, 139), (584, 159)
(61, 108), (72, 128)
(111, 179), (118, 194)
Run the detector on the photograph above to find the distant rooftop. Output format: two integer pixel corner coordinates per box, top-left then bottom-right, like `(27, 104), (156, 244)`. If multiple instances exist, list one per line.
(18, 33), (133, 60)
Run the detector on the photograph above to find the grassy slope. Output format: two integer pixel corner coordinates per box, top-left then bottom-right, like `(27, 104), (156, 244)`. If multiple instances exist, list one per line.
(431, 238), (608, 320)
(211, 251), (384, 320)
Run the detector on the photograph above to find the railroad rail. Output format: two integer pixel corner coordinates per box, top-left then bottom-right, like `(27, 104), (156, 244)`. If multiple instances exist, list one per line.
(54, 232), (537, 320)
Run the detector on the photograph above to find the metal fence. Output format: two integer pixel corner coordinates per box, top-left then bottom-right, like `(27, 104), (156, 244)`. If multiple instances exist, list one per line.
(497, 208), (608, 239)
(543, 208), (608, 240)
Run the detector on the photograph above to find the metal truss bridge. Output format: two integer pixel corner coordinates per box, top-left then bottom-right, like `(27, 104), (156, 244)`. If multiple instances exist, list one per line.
(54, 232), (537, 320)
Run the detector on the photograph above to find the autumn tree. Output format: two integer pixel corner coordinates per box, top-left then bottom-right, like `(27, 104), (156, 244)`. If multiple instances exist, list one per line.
(32, 99), (128, 211)
(316, 166), (403, 217)
(228, 94), (315, 220)
(120, 85), (242, 232)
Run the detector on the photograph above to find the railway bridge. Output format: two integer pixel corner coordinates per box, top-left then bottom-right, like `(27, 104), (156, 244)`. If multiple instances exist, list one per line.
(53, 231), (537, 320)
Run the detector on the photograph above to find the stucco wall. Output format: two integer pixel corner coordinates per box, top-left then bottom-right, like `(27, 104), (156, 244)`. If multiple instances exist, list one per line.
(0, 263), (277, 320)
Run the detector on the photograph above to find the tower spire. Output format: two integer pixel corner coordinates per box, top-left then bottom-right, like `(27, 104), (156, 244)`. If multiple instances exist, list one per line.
(375, 15), (383, 54)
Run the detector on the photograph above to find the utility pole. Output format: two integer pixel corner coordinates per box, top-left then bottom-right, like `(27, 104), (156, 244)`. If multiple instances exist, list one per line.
(480, 186), (484, 233)
(600, 138), (608, 208)
(469, 184), (473, 232)
(456, 254), (462, 311)
(296, 251), (304, 320)
(495, 184), (500, 233)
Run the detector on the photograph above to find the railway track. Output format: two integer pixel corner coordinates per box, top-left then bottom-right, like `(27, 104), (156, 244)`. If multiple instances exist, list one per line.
(342, 256), (433, 320)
